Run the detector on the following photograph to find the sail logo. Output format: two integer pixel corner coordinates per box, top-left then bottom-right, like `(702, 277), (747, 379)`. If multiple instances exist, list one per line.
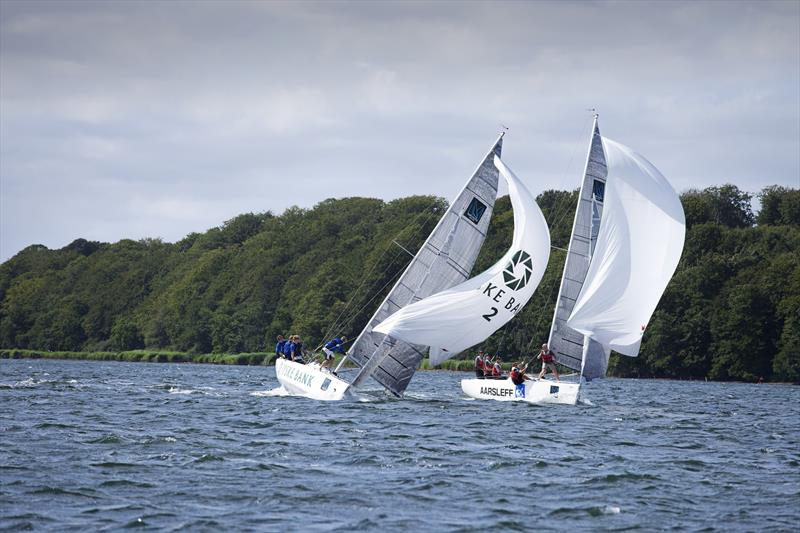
(503, 250), (533, 291)
(464, 197), (487, 225)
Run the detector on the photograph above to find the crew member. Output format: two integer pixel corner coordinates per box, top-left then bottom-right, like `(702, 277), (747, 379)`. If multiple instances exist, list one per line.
(483, 353), (494, 375)
(290, 335), (307, 364)
(510, 364), (524, 386)
(492, 358), (503, 379)
(322, 335), (347, 370)
(474, 351), (485, 378)
(282, 336), (294, 360)
(275, 335), (287, 359)
(537, 343), (560, 381)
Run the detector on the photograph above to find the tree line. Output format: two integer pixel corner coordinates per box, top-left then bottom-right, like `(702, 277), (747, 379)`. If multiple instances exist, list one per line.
(1, 184), (797, 382)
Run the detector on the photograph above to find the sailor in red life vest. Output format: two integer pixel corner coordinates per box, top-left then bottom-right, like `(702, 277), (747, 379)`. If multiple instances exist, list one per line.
(537, 343), (560, 381)
(491, 358), (503, 379)
(509, 363), (526, 386)
(484, 353), (494, 375)
(474, 351), (486, 378)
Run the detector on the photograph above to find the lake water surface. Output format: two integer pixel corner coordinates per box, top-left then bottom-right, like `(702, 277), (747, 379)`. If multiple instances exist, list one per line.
(1, 359), (798, 531)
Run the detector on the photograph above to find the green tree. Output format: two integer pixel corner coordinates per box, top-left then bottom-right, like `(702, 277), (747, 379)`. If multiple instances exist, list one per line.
(681, 184), (754, 228)
(110, 319), (145, 350)
(758, 185), (800, 226)
(1, 186), (797, 384)
(772, 266), (800, 381)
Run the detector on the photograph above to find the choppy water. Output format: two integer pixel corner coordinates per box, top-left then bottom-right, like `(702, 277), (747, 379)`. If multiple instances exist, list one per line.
(1, 359), (798, 531)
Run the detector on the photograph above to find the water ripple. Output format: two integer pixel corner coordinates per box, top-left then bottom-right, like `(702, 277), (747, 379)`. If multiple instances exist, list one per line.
(2, 359), (798, 532)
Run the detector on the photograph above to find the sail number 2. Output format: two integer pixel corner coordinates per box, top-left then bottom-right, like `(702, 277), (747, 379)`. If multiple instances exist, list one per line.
(482, 282), (522, 322)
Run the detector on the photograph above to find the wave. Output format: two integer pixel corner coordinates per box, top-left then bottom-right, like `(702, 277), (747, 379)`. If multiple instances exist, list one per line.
(252, 387), (289, 397)
(1, 378), (41, 389)
(192, 453), (224, 463)
(168, 387), (199, 395)
(99, 479), (156, 488)
(28, 486), (97, 499)
(86, 434), (127, 444)
(0, 377), (88, 389)
(583, 472), (660, 484)
(549, 504), (622, 517)
(122, 517), (148, 528)
(34, 422), (73, 429)
(90, 461), (141, 469)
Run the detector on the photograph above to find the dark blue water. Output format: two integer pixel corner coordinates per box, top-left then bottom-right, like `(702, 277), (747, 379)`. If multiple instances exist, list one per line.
(1, 359), (798, 531)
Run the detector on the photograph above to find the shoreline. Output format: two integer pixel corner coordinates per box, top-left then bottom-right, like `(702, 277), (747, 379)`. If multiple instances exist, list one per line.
(1, 349), (792, 384)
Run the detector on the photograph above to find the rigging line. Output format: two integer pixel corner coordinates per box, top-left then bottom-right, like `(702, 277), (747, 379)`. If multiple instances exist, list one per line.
(527, 248), (567, 352)
(495, 324), (512, 360)
(335, 262), (407, 334)
(527, 114), (596, 353)
(318, 236), (398, 346)
(542, 113), (597, 247)
(392, 240), (415, 258)
(318, 196), (442, 343)
(320, 245), (405, 345)
(322, 200), (440, 338)
(330, 248), (407, 334)
(320, 197), (445, 343)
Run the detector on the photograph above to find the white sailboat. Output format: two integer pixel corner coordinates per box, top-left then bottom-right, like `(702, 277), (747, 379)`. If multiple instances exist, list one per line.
(463, 115), (686, 405)
(275, 133), (553, 400)
(276, 134), (505, 399)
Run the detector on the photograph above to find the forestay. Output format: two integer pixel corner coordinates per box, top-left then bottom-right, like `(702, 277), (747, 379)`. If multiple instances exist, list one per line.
(348, 135), (503, 396)
(566, 138), (685, 356)
(374, 156), (551, 365)
(547, 119), (610, 378)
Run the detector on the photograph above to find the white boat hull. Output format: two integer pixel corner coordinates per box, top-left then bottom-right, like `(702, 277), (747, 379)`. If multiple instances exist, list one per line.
(461, 377), (580, 405)
(275, 358), (350, 401)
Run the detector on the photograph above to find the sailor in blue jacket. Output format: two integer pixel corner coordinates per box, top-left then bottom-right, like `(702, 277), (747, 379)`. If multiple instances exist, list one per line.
(321, 336), (347, 370)
(288, 335), (306, 364)
(275, 335), (287, 358)
(282, 337), (295, 360)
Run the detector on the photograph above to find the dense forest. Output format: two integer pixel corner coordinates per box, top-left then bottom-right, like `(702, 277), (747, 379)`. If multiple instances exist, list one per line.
(1, 184), (798, 382)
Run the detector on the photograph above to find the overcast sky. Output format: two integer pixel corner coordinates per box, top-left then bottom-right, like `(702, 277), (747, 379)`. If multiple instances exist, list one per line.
(1, 0), (798, 262)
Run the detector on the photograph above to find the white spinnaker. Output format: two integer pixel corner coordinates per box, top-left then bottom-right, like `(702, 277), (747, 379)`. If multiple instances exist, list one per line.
(566, 138), (685, 356)
(374, 155), (551, 365)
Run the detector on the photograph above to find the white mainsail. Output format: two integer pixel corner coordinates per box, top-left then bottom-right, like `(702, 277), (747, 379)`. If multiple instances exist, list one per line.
(348, 134), (504, 396)
(566, 137), (685, 356)
(374, 155), (551, 365)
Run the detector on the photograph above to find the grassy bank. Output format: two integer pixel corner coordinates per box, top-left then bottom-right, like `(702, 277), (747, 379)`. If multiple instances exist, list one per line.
(0, 348), (499, 371)
(0, 348), (269, 365)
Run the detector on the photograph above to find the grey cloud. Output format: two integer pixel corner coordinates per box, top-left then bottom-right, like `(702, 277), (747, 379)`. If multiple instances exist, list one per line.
(1, 0), (798, 260)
